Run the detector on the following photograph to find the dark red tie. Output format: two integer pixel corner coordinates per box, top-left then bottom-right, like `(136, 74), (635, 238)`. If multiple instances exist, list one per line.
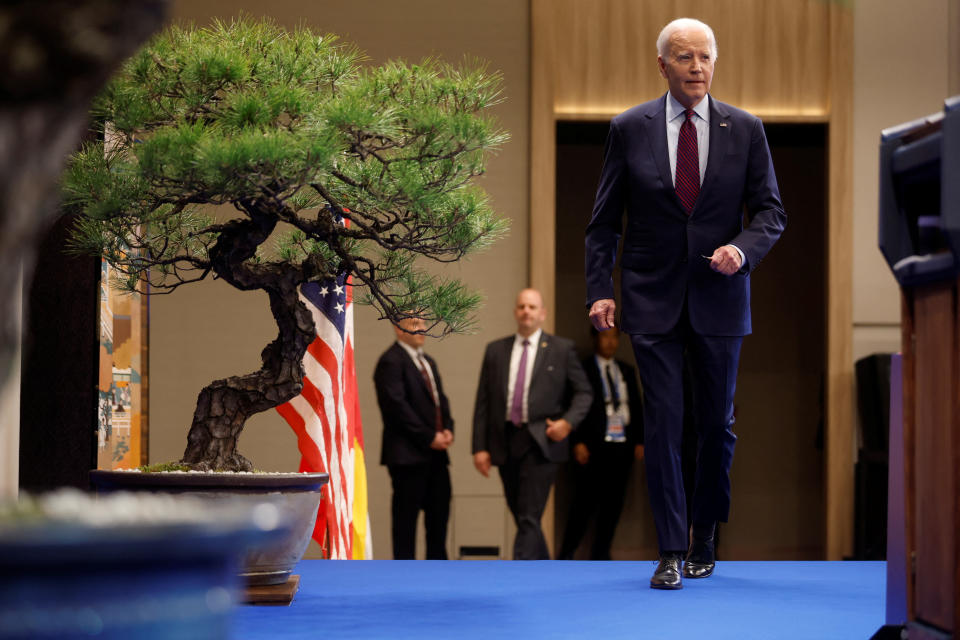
(676, 108), (699, 215)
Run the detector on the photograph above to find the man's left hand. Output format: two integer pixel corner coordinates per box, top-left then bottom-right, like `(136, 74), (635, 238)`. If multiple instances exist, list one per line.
(708, 245), (742, 276)
(545, 418), (572, 442)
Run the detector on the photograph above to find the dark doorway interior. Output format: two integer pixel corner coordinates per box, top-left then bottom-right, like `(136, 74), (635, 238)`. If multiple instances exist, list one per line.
(553, 120), (827, 559)
(20, 212), (100, 492)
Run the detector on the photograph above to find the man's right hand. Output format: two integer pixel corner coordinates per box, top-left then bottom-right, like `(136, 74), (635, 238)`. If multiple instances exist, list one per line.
(589, 298), (616, 330)
(573, 443), (590, 465)
(473, 451), (492, 477)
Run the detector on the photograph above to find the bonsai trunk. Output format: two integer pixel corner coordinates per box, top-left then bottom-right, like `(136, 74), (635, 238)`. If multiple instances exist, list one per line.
(180, 285), (316, 471)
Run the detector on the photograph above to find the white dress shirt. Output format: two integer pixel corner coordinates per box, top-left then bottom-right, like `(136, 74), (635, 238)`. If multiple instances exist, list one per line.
(397, 340), (438, 405)
(506, 329), (542, 423)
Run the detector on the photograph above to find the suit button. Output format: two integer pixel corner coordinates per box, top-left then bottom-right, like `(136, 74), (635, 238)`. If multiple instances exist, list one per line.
(681, 256), (688, 263)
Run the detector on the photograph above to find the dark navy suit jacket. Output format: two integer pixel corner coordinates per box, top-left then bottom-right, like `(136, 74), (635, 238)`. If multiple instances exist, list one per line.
(585, 94), (786, 336)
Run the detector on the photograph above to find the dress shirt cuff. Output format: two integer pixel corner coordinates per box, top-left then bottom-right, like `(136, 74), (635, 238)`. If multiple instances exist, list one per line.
(727, 244), (747, 272)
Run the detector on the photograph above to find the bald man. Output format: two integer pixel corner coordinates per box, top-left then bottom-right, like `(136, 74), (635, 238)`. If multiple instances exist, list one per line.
(472, 289), (593, 560)
(586, 18), (785, 588)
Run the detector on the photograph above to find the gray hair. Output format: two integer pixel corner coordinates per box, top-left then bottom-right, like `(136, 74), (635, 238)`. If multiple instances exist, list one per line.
(656, 18), (718, 61)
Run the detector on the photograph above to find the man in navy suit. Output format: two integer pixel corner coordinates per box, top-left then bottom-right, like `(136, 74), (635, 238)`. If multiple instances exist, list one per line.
(585, 18), (786, 589)
(374, 317), (454, 559)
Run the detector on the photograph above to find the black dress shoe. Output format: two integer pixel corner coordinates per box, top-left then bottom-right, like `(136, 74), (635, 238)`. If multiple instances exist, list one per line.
(650, 554), (683, 589)
(683, 536), (715, 579)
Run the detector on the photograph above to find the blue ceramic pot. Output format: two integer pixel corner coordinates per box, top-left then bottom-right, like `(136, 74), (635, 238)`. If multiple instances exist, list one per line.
(0, 490), (281, 639)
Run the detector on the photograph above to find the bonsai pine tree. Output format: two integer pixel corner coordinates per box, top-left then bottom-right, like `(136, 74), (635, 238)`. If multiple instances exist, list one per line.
(63, 17), (508, 471)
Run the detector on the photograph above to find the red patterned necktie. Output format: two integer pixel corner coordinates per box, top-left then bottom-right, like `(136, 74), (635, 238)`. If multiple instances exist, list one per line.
(417, 354), (443, 432)
(675, 108), (700, 215)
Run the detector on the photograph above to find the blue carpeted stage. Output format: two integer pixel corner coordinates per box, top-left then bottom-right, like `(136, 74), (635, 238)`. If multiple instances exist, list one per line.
(236, 560), (886, 639)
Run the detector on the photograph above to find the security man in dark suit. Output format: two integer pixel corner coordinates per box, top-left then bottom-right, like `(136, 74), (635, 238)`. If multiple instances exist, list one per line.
(559, 325), (643, 560)
(472, 288), (593, 560)
(374, 317), (454, 560)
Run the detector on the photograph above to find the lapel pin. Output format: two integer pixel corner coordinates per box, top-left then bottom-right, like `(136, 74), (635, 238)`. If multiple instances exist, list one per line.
(719, 122), (728, 128)
(541, 341), (547, 349)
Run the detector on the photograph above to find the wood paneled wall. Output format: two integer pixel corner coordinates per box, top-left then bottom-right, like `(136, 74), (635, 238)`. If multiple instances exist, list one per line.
(530, 0), (854, 559)
(826, 1), (855, 563)
(544, 0), (831, 120)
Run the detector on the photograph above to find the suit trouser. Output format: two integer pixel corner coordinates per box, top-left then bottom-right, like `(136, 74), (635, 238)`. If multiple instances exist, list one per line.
(559, 441), (634, 560)
(387, 458), (451, 559)
(498, 424), (558, 560)
(629, 319), (741, 553)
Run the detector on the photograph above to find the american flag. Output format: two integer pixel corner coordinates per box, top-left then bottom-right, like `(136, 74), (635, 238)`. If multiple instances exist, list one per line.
(276, 269), (372, 559)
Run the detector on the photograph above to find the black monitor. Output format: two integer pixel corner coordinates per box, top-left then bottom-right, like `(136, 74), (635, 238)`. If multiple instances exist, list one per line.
(879, 95), (960, 286)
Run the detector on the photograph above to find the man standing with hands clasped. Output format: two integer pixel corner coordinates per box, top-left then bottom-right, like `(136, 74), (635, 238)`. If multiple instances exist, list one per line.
(374, 317), (454, 560)
(584, 18), (786, 588)
(472, 288), (593, 560)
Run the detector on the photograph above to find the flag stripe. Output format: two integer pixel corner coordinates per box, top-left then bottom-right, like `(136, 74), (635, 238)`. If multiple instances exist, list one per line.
(290, 391), (341, 558)
(304, 341), (352, 559)
(277, 400), (330, 556)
